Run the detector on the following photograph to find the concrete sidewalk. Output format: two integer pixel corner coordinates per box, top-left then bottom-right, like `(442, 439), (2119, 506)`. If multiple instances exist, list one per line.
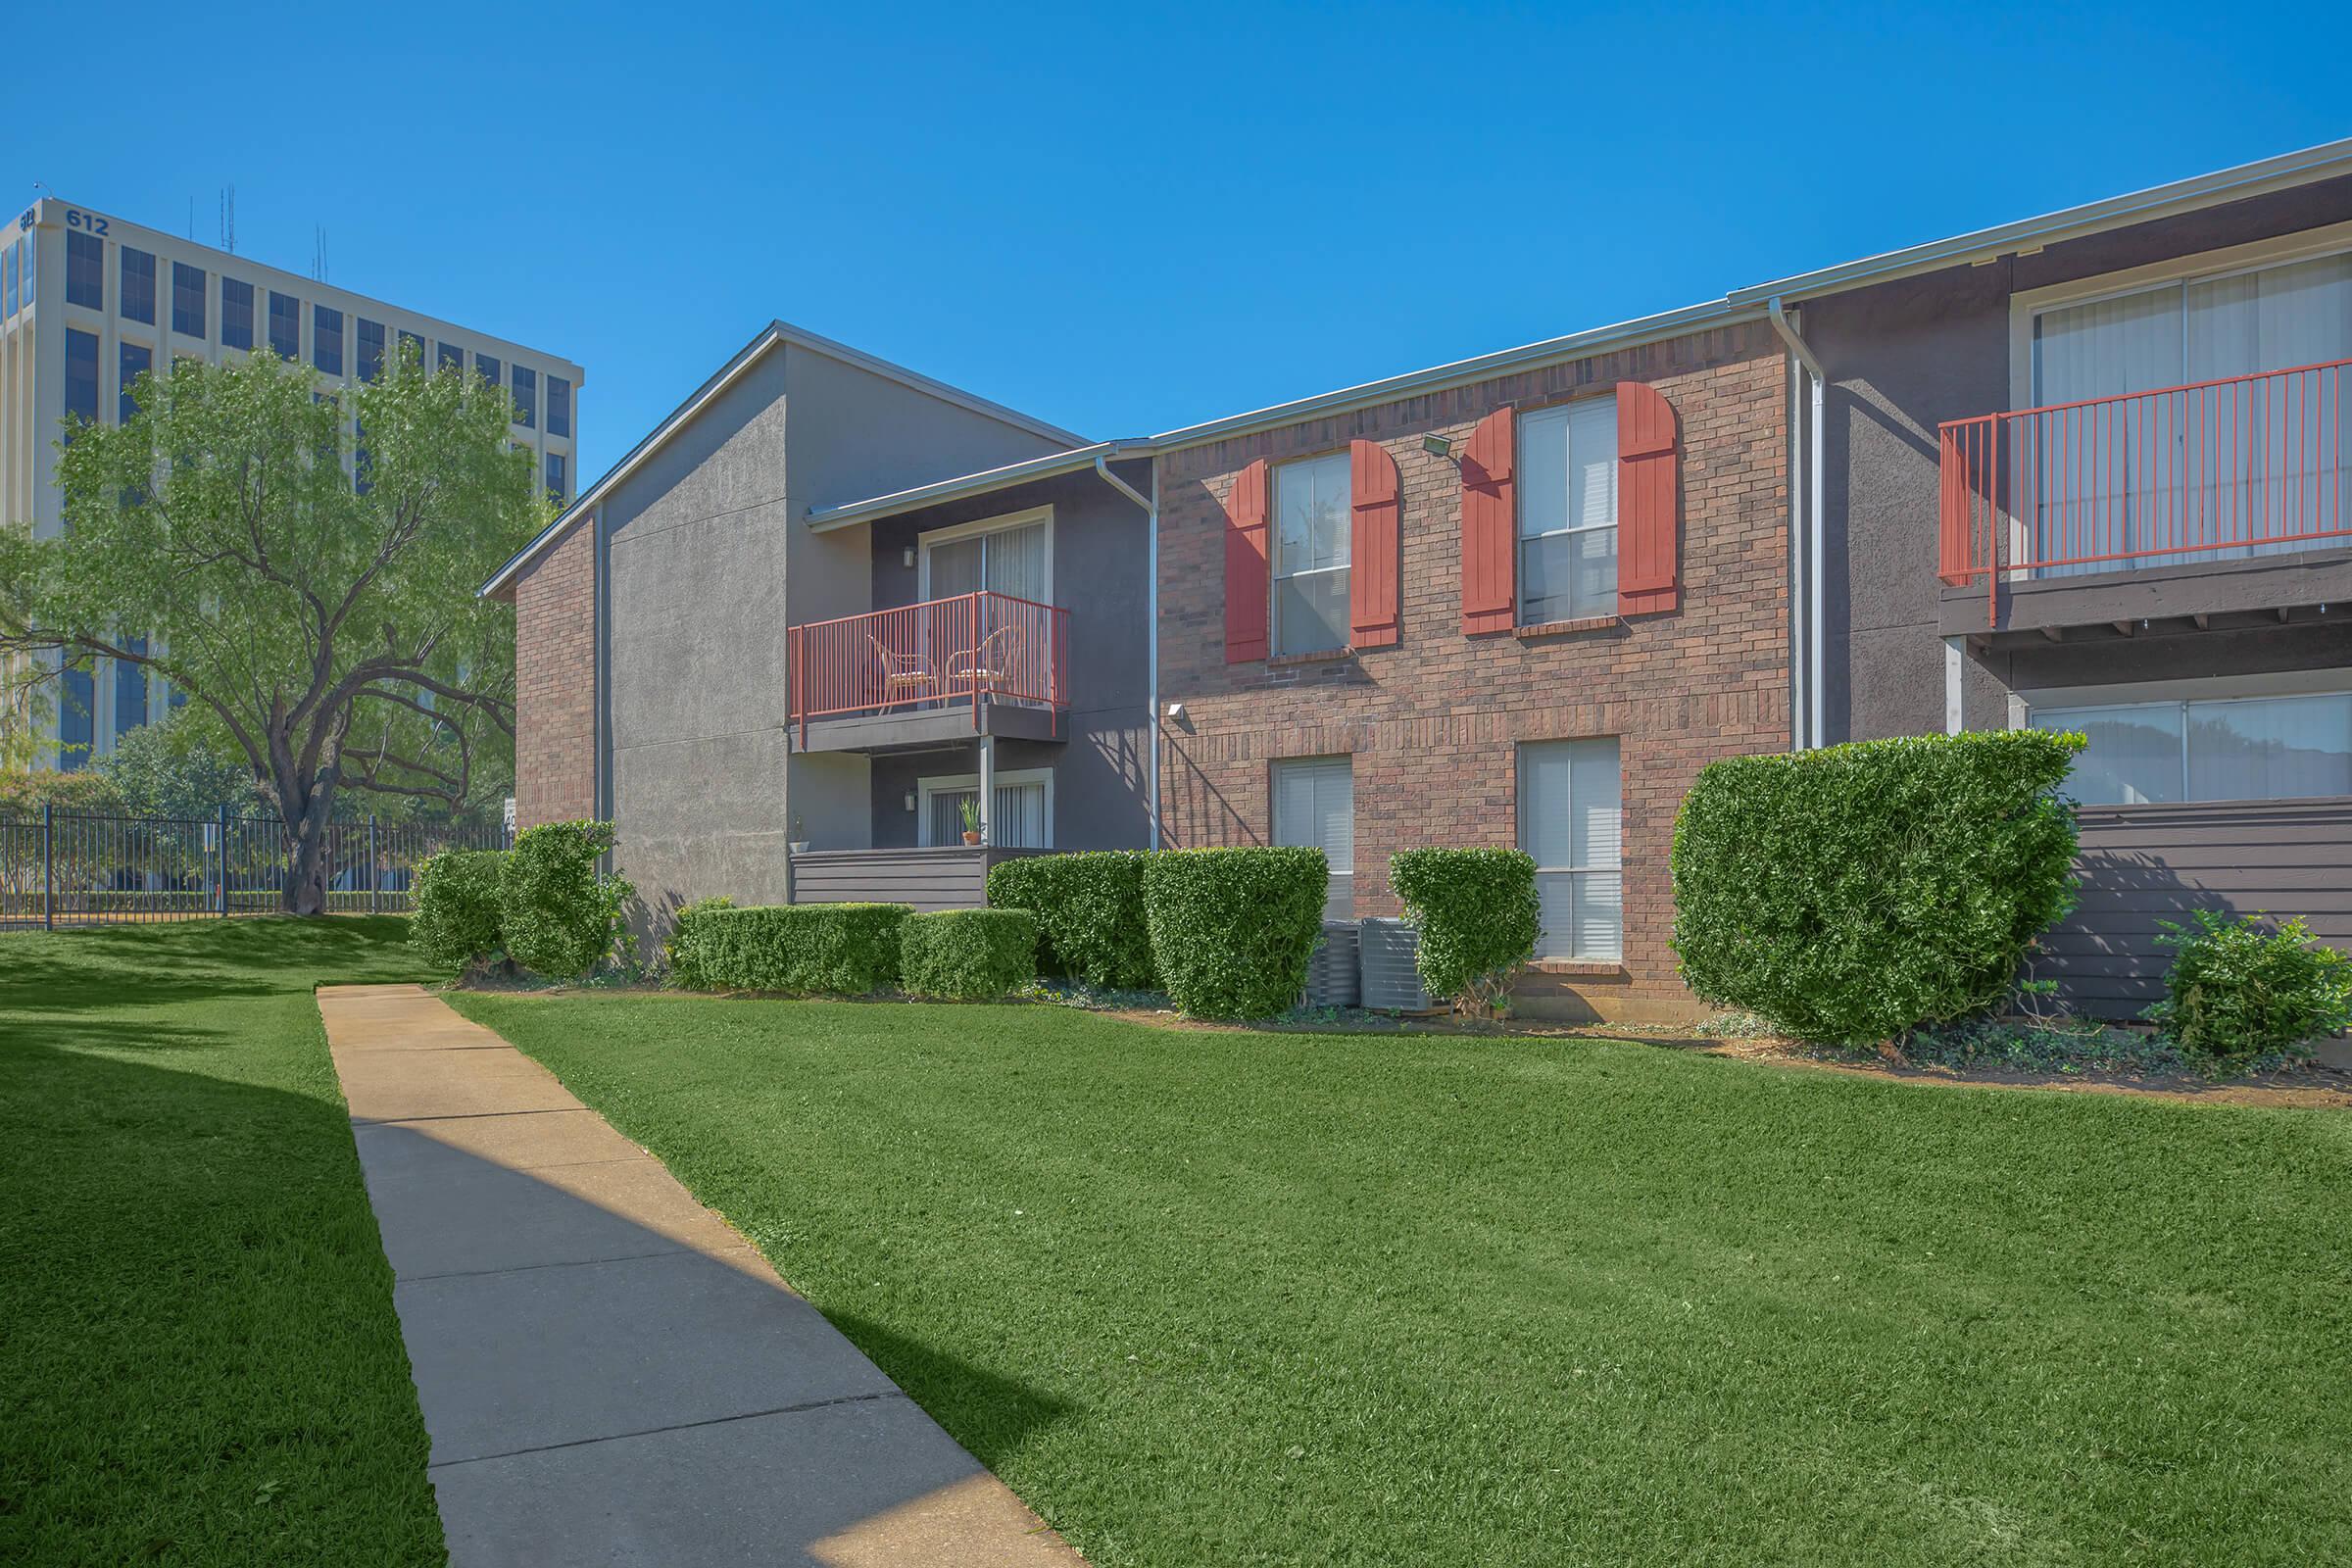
(319, 984), (1080, 1568)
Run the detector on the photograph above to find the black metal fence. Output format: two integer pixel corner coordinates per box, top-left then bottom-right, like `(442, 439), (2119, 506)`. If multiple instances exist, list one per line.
(0, 807), (512, 929)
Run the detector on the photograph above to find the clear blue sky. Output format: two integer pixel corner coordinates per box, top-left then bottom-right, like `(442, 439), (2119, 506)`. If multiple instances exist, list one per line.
(20, 1), (2351, 480)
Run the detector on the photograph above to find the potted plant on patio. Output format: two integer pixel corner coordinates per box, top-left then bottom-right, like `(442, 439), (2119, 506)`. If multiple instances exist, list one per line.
(959, 799), (983, 847)
(788, 812), (810, 856)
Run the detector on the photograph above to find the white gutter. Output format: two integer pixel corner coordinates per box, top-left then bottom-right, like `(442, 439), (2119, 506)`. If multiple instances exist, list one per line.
(1766, 297), (1826, 750)
(1089, 454), (1160, 848)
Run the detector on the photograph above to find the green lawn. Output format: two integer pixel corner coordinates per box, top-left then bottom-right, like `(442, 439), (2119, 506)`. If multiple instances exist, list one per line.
(450, 992), (2352, 1568)
(0, 919), (444, 1566)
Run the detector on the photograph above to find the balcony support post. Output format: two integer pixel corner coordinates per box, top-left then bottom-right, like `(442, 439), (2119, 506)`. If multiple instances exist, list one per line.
(977, 733), (996, 849)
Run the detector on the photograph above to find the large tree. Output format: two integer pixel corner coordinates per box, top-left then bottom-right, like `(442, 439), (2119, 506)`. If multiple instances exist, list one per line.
(0, 346), (545, 911)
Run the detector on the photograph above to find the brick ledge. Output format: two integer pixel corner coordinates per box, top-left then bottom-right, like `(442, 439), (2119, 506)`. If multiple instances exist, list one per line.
(1513, 616), (1621, 640)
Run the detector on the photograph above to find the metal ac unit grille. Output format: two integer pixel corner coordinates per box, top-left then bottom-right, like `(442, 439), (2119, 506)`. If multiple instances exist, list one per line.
(1304, 920), (1360, 1008)
(1357, 918), (1431, 1011)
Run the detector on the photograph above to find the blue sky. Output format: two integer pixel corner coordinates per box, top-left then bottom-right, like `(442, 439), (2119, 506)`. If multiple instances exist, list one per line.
(19, 1), (2352, 480)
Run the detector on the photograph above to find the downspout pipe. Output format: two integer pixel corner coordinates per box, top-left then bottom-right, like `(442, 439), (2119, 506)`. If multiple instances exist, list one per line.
(1091, 451), (1160, 848)
(1766, 297), (1827, 751)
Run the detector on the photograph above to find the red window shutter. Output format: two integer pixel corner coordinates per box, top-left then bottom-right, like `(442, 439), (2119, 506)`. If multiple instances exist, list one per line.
(1223, 459), (1271, 662)
(1348, 439), (1400, 649)
(1616, 381), (1680, 615)
(1460, 408), (1515, 635)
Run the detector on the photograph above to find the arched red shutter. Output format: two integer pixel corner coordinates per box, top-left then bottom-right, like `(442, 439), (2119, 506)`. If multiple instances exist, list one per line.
(1223, 459), (1271, 662)
(1616, 381), (1680, 615)
(1460, 409), (1515, 635)
(1348, 439), (1400, 649)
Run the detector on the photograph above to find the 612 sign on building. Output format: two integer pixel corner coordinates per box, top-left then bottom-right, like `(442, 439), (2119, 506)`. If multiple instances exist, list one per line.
(64, 209), (111, 236)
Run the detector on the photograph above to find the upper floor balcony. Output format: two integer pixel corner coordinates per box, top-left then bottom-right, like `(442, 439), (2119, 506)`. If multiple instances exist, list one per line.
(1938, 358), (2352, 634)
(787, 590), (1071, 753)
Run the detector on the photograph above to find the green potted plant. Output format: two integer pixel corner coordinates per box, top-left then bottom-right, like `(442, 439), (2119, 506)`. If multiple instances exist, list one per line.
(788, 811), (809, 856)
(958, 798), (983, 846)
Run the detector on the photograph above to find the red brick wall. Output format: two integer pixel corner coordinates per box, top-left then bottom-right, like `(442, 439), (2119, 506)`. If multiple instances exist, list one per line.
(1156, 320), (1788, 1020)
(511, 519), (598, 829)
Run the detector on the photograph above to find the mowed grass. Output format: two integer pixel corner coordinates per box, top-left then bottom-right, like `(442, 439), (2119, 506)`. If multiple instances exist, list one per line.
(0, 919), (444, 1566)
(450, 992), (2352, 1567)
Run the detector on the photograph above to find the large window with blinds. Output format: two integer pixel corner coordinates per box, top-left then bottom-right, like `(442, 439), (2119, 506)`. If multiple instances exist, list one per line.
(920, 510), (1051, 604)
(1518, 738), (1622, 961)
(1272, 755), (1354, 918)
(2032, 690), (2352, 805)
(1517, 398), (1618, 623)
(1273, 453), (1349, 656)
(917, 767), (1053, 849)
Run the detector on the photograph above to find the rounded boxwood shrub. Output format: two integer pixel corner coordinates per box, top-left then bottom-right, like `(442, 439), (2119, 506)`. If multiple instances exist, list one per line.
(688, 903), (910, 995)
(1142, 847), (1329, 1019)
(901, 907), (1040, 1000)
(499, 820), (633, 980)
(1390, 847), (1540, 1013)
(2146, 908), (2352, 1067)
(662, 895), (735, 990)
(1670, 731), (2082, 1045)
(412, 849), (509, 974)
(986, 851), (1156, 989)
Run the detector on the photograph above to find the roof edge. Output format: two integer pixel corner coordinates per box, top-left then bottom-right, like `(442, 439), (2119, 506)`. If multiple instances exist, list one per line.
(806, 440), (1153, 532)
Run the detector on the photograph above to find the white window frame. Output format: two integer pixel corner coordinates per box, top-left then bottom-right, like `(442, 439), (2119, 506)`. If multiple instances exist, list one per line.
(915, 766), (1054, 849)
(916, 504), (1055, 605)
(1518, 737), (1623, 963)
(1271, 452), (1351, 657)
(1271, 755), (1354, 917)
(1514, 397), (1620, 626)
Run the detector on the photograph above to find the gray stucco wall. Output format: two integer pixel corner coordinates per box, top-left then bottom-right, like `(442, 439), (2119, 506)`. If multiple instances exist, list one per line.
(858, 461), (1153, 853)
(595, 335), (1074, 928)
(1806, 173), (2352, 742)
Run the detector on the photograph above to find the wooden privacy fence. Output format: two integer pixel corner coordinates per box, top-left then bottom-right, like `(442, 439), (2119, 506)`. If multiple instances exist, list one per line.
(0, 807), (511, 929)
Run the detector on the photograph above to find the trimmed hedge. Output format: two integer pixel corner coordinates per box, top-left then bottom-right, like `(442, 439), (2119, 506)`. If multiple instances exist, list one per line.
(686, 903), (910, 995)
(663, 896), (735, 990)
(901, 908), (1041, 1000)
(1142, 847), (1329, 1019)
(411, 849), (509, 974)
(1390, 848), (1540, 1011)
(986, 851), (1156, 989)
(499, 820), (632, 980)
(2147, 908), (2352, 1066)
(1670, 731), (2082, 1045)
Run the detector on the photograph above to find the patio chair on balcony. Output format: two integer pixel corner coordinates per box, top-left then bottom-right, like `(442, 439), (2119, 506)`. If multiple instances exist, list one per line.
(946, 622), (1027, 698)
(868, 635), (939, 709)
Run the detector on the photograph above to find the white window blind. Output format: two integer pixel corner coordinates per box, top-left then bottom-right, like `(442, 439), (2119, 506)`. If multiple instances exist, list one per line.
(2034, 691), (2352, 806)
(919, 771), (1053, 848)
(1518, 738), (1622, 961)
(1517, 399), (1618, 624)
(1272, 756), (1353, 917)
(1273, 454), (1350, 656)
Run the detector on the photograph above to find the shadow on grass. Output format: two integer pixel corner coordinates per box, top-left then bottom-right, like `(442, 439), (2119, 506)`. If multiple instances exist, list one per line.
(819, 1308), (1080, 1471)
(0, 916), (421, 1014)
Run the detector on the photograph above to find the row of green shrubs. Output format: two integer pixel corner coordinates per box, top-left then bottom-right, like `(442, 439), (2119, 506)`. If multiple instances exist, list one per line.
(670, 902), (1041, 1001)
(412, 820), (631, 980)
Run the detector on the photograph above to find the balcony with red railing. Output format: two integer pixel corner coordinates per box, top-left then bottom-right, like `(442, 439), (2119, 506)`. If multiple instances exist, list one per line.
(787, 590), (1071, 752)
(1938, 358), (2352, 630)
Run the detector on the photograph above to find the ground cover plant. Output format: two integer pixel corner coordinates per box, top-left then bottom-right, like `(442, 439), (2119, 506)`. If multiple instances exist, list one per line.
(450, 989), (2352, 1567)
(2147, 909), (2352, 1069)
(0, 919), (444, 1564)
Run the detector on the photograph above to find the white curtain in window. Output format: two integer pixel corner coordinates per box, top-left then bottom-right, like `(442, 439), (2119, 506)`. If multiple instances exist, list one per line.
(2035, 692), (2352, 805)
(1518, 738), (1621, 960)
(1517, 401), (1618, 623)
(1273, 756), (1353, 917)
(924, 518), (1051, 603)
(2033, 704), (2184, 806)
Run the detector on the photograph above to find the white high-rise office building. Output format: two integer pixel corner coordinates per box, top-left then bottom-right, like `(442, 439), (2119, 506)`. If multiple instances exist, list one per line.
(0, 196), (584, 768)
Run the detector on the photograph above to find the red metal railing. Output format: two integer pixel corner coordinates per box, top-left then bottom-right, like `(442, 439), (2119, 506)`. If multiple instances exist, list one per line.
(1939, 357), (2352, 625)
(788, 590), (1070, 747)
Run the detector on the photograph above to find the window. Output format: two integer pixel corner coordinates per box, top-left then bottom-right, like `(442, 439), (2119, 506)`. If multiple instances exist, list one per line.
(474, 352), (501, 391)
(920, 510), (1051, 602)
(436, 341), (463, 374)
(355, 417), (371, 496)
(1272, 756), (1355, 918)
(67, 229), (103, 309)
(917, 768), (1054, 848)
(220, 276), (254, 349)
(114, 637), (148, 740)
(1273, 452), (1350, 656)
(20, 233), (31, 306)
(313, 305), (343, 374)
(119, 341), (151, 424)
(268, 291), (301, 359)
(171, 262), (206, 338)
(356, 318), (385, 382)
(398, 328), (424, 369)
(2033, 691), (2352, 806)
(64, 328), (100, 429)
(545, 451), (566, 501)
(1519, 738), (1623, 961)
(548, 374), (571, 437)
(3, 243), (14, 318)
(58, 661), (94, 771)
(512, 365), (536, 427)
(120, 247), (156, 324)
(1517, 399), (1619, 624)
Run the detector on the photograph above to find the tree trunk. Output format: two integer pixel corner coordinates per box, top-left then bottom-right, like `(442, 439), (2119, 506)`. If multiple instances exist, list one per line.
(274, 769), (338, 915)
